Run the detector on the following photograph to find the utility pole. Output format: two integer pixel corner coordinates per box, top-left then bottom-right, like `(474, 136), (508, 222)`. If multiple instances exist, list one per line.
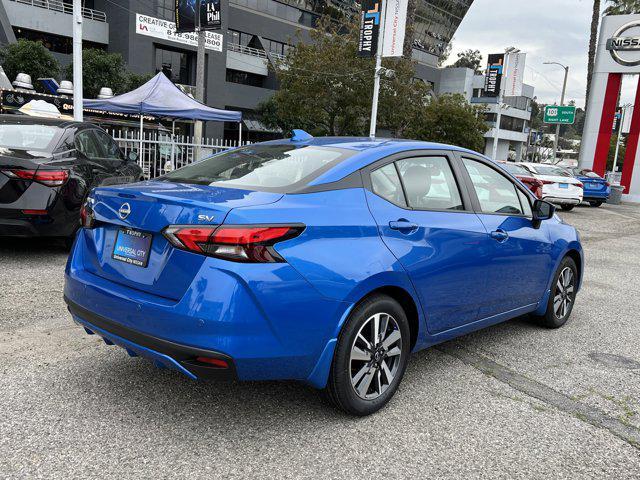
(545, 62), (569, 164)
(369, 0), (387, 139)
(491, 47), (519, 160)
(72, 0), (83, 121)
(194, 27), (206, 159)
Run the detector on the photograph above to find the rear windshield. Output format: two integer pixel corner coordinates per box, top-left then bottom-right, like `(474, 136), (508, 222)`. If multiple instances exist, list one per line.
(502, 163), (529, 176)
(531, 164), (572, 177)
(161, 144), (356, 192)
(0, 124), (60, 151)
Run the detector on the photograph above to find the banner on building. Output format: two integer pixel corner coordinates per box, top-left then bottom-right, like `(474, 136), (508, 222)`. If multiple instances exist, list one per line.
(175, 0), (197, 33)
(200, 0), (221, 30)
(504, 52), (526, 97)
(382, 0), (408, 57)
(484, 53), (505, 97)
(358, 1), (382, 58)
(136, 14), (223, 52)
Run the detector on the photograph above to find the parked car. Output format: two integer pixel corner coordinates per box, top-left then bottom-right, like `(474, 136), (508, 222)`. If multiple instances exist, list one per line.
(498, 161), (544, 199)
(0, 115), (143, 246)
(64, 135), (583, 416)
(568, 167), (611, 207)
(518, 162), (584, 211)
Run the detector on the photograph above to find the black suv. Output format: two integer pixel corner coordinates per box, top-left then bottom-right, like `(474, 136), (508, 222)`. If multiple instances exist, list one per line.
(0, 115), (143, 245)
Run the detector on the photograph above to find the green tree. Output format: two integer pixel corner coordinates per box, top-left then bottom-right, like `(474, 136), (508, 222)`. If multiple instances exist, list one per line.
(0, 39), (59, 92)
(449, 49), (483, 74)
(608, 133), (626, 171)
(605, 0), (640, 14)
(64, 49), (129, 98)
(405, 94), (489, 152)
(124, 72), (154, 92)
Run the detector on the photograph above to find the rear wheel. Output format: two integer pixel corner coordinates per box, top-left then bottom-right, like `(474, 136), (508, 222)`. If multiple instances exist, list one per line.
(561, 205), (575, 211)
(589, 201), (603, 207)
(325, 294), (410, 416)
(532, 257), (578, 329)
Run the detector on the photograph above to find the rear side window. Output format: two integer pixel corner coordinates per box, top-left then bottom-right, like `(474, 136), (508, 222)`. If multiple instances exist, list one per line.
(162, 144), (355, 192)
(463, 158), (524, 215)
(371, 163), (407, 207)
(396, 157), (463, 211)
(0, 123), (60, 151)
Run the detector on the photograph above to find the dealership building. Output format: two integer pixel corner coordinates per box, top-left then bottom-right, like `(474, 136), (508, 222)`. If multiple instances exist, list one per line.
(0, 0), (536, 149)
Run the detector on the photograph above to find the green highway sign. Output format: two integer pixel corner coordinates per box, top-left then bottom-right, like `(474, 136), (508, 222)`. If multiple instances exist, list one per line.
(544, 105), (576, 125)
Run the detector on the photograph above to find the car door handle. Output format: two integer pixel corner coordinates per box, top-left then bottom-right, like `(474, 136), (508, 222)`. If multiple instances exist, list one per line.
(490, 229), (509, 242)
(389, 220), (419, 233)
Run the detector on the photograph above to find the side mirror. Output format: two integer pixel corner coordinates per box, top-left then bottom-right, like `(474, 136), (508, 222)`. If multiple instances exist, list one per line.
(127, 151), (139, 162)
(533, 199), (555, 222)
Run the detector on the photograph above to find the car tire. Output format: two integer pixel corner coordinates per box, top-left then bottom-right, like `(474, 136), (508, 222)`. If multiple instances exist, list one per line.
(560, 205), (575, 211)
(325, 294), (411, 416)
(589, 201), (603, 207)
(532, 256), (578, 329)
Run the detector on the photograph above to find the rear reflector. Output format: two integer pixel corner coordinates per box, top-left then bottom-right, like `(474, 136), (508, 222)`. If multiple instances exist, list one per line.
(22, 209), (48, 216)
(1, 169), (69, 187)
(163, 224), (304, 263)
(195, 357), (229, 368)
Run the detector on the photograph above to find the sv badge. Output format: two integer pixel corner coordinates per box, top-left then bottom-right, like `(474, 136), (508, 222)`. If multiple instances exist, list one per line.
(198, 214), (215, 223)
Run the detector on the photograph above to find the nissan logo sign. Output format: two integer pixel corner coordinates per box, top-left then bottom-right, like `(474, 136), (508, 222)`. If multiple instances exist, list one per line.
(607, 20), (640, 66)
(118, 203), (131, 220)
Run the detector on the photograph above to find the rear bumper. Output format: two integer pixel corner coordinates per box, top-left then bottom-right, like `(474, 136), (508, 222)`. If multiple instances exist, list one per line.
(64, 229), (351, 386)
(543, 196), (581, 206)
(0, 197), (79, 238)
(66, 297), (237, 381)
(583, 191), (610, 200)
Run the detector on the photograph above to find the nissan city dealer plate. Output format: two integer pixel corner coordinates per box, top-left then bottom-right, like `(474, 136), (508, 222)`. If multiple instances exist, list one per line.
(112, 228), (153, 268)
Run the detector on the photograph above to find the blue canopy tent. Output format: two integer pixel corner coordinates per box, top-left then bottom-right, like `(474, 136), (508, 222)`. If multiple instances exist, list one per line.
(83, 72), (243, 155)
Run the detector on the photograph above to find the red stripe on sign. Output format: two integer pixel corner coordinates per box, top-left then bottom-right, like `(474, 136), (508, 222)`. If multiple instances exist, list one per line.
(621, 77), (640, 194)
(593, 73), (622, 177)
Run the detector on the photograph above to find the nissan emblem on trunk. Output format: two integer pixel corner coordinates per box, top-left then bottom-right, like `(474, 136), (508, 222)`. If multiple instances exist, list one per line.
(118, 203), (131, 220)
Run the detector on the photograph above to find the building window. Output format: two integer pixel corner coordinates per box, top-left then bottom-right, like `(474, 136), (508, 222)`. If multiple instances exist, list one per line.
(13, 27), (105, 54)
(499, 116), (525, 133)
(226, 69), (265, 87)
(156, 0), (176, 21)
(155, 47), (193, 85)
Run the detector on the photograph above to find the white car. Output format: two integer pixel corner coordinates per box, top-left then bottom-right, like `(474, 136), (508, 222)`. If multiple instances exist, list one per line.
(518, 163), (584, 211)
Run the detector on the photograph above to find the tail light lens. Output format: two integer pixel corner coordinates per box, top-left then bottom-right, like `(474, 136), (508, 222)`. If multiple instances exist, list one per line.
(80, 202), (95, 229)
(163, 224), (304, 263)
(605, 181), (611, 187)
(540, 180), (555, 185)
(1, 169), (69, 187)
(576, 182), (584, 188)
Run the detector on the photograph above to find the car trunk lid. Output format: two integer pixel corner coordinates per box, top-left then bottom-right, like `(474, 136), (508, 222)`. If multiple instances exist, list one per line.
(81, 181), (284, 300)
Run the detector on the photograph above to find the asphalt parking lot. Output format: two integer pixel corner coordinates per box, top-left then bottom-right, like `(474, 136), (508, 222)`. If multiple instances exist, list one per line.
(1, 203), (640, 479)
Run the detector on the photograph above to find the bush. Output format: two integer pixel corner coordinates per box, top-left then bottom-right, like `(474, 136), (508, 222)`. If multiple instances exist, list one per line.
(0, 39), (60, 92)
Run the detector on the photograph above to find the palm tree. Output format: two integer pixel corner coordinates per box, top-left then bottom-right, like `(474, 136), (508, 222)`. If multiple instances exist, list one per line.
(586, 0), (601, 112)
(605, 0), (640, 14)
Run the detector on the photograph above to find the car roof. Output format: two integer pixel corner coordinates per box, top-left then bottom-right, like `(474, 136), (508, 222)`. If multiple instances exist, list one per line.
(256, 136), (486, 186)
(0, 113), (93, 129)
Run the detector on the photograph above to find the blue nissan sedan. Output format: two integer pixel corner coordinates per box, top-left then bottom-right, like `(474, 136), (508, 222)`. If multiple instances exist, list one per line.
(64, 133), (583, 415)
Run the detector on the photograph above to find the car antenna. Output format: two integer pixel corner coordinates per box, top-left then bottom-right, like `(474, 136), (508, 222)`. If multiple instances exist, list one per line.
(291, 129), (314, 142)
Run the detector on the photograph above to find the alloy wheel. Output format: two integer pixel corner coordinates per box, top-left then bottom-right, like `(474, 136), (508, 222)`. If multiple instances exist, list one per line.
(554, 267), (575, 319)
(349, 312), (403, 400)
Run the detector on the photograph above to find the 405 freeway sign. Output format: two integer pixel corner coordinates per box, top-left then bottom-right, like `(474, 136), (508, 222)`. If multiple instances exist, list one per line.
(544, 105), (576, 125)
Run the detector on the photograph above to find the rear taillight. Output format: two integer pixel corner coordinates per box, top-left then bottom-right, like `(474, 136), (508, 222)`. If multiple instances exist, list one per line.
(576, 182), (584, 188)
(540, 180), (555, 185)
(605, 181), (611, 187)
(163, 224), (304, 263)
(80, 202), (95, 228)
(1, 169), (69, 187)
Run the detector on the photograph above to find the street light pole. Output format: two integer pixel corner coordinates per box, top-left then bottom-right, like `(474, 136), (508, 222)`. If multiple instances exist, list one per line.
(72, 0), (83, 121)
(613, 103), (632, 174)
(544, 62), (569, 164)
(369, 0), (387, 139)
(194, 27), (206, 158)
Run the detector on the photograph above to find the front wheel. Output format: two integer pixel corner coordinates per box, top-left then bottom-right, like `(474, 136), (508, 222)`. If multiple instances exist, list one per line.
(325, 294), (411, 416)
(532, 257), (578, 329)
(560, 205), (575, 211)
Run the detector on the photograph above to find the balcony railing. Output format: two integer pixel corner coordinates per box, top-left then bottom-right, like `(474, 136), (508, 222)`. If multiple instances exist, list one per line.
(227, 42), (286, 61)
(9, 0), (107, 22)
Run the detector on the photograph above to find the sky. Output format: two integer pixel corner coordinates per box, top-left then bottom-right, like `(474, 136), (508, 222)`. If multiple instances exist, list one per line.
(445, 0), (632, 108)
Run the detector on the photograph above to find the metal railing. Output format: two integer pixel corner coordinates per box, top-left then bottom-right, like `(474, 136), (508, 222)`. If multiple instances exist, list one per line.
(10, 0), (107, 22)
(107, 129), (249, 180)
(227, 42), (286, 61)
